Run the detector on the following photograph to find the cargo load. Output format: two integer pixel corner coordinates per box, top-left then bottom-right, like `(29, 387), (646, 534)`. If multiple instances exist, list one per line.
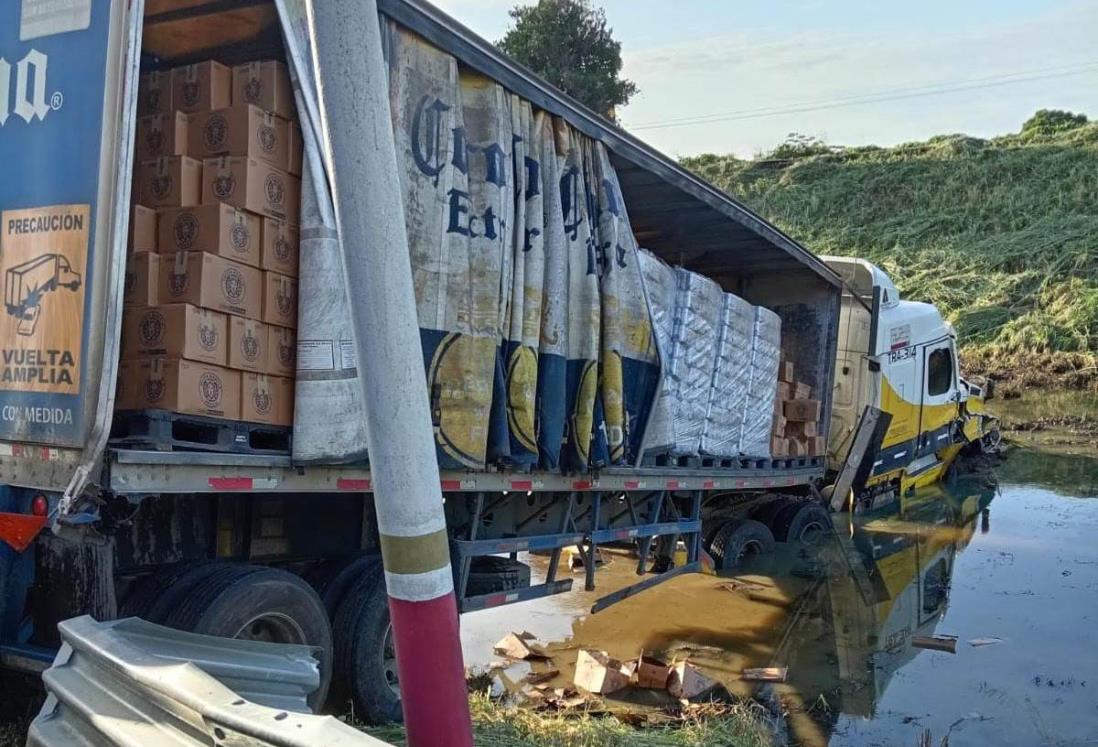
(742, 307), (782, 457)
(701, 293), (754, 457)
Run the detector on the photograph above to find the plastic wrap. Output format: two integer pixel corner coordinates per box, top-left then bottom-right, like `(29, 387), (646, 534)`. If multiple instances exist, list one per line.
(700, 293), (754, 457)
(667, 269), (723, 455)
(636, 249), (679, 455)
(741, 306), (782, 457)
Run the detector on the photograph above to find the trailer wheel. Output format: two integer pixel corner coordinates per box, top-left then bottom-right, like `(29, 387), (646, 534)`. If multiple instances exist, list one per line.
(119, 560), (221, 622)
(464, 556), (531, 597)
(709, 519), (775, 572)
(751, 496), (797, 529)
(333, 572), (403, 724)
(165, 564), (334, 711)
(306, 555), (382, 618)
(772, 502), (832, 546)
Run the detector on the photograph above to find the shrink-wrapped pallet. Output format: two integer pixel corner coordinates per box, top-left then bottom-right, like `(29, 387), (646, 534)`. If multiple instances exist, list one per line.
(636, 249), (679, 455)
(701, 293), (754, 457)
(741, 306), (782, 457)
(667, 269), (723, 455)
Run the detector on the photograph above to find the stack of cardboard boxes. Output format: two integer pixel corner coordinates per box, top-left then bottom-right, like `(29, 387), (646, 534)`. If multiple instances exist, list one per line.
(119, 60), (302, 430)
(770, 359), (825, 458)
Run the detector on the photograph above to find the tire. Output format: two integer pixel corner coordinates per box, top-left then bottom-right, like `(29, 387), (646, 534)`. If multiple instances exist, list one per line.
(164, 564), (334, 711)
(120, 560), (222, 623)
(464, 556), (530, 597)
(333, 571), (403, 725)
(306, 555), (382, 619)
(771, 502), (832, 546)
(751, 497), (796, 529)
(709, 519), (775, 572)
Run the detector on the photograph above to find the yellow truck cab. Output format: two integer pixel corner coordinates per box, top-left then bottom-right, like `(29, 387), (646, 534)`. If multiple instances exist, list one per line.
(823, 257), (999, 504)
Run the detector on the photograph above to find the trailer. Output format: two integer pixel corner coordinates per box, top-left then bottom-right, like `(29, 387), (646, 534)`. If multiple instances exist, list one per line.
(0, 0), (850, 724)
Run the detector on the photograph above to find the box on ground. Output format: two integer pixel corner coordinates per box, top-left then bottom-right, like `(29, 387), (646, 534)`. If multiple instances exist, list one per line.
(784, 399), (821, 422)
(136, 112), (191, 161)
(138, 71), (172, 116)
(125, 252), (161, 307)
(159, 251), (263, 319)
(189, 104), (289, 170)
(263, 271), (297, 328)
(232, 61), (295, 119)
(136, 157), (203, 208)
(229, 317), (269, 372)
(172, 61), (232, 114)
(158, 203), (261, 267)
(203, 156), (300, 224)
(261, 218), (299, 276)
(129, 358), (241, 420)
(129, 205), (157, 254)
(269, 326), (296, 377)
(241, 373), (293, 426)
(122, 304), (227, 366)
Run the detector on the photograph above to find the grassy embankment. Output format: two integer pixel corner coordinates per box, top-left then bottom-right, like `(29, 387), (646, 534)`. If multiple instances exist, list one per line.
(683, 112), (1098, 397)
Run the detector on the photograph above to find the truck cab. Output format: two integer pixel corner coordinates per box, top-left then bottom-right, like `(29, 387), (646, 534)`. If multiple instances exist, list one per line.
(823, 257), (998, 504)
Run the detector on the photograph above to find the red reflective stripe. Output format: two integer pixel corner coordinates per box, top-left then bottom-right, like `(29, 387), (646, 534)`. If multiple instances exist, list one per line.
(0, 512), (47, 553)
(703, 480), (715, 489)
(510, 480), (533, 491)
(208, 477), (253, 490)
(337, 478), (371, 490)
(624, 480), (640, 489)
(572, 480), (592, 490)
(666, 481), (679, 489)
(440, 480), (462, 491)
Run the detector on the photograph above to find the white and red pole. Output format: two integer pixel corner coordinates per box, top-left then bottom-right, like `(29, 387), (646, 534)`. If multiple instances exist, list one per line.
(305, 2), (473, 745)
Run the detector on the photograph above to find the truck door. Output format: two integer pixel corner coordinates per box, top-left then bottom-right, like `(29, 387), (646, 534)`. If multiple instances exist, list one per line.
(918, 338), (959, 456)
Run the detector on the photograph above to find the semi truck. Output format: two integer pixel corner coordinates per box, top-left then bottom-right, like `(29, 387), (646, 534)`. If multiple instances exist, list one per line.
(0, 0), (998, 724)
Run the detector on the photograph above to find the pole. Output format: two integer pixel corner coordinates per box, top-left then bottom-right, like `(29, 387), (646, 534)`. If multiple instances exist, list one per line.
(304, 3), (474, 745)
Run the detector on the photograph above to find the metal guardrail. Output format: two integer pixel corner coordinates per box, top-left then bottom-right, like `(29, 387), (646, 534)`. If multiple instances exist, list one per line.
(27, 616), (387, 747)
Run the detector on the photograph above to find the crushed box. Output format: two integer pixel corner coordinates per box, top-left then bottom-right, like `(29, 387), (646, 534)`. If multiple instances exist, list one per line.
(131, 358), (241, 420)
(158, 203), (261, 268)
(189, 104), (289, 170)
(241, 373), (293, 426)
(261, 218), (299, 276)
(125, 252), (161, 307)
(263, 271), (297, 328)
(203, 156), (300, 224)
(136, 156), (203, 208)
(159, 251), (263, 319)
(229, 317), (269, 372)
(122, 304), (227, 366)
(172, 60), (232, 114)
(232, 60), (295, 119)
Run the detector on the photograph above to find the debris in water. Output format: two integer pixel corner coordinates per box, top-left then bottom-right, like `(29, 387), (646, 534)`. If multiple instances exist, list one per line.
(573, 650), (631, 695)
(525, 669), (560, 685)
(741, 666), (788, 683)
(968, 637), (1003, 648)
(494, 631), (550, 660)
(912, 635), (958, 653)
(668, 660), (719, 699)
(632, 652), (672, 690)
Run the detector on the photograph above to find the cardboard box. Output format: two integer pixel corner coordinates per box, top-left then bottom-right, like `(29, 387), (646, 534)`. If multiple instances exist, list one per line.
(776, 381), (791, 404)
(158, 203), (261, 267)
(136, 157), (203, 208)
(189, 104), (289, 170)
(269, 326), (296, 377)
(122, 304), (227, 365)
(159, 251), (263, 319)
(203, 157), (300, 224)
(135, 112), (191, 161)
(260, 219), (299, 276)
(786, 420), (819, 439)
(806, 436), (827, 457)
(130, 205), (158, 253)
(172, 60), (232, 114)
(229, 317), (269, 372)
(125, 252), (161, 307)
(287, 121), (303, 176)
(793, 381), (812, 400)
(132, 358), (241, 419)
(232, 60), (294, 119)
(116, 360), (138, 410)
(770, 436), (789, 457)
(779, 360), (795, 383)
(784, 399), (822, 422)
(772, 414), (787, 437)
(138, 70), (172, 116)
(263, 271), (297, 328)
(789, 439), (808, 457)
(241, 373), (293, 426)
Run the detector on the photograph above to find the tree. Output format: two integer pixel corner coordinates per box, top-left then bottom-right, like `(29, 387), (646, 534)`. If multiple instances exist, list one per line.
(498, 0), (637, 120)
(1021, 109), (1088, 137)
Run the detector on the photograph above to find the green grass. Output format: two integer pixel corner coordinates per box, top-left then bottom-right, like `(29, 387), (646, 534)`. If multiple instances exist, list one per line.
(681, 113), (1098, 381)
(357, 693), (776, 747)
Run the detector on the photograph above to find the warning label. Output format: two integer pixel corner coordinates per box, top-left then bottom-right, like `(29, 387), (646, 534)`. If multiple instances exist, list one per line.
(0, 204), (88, 395)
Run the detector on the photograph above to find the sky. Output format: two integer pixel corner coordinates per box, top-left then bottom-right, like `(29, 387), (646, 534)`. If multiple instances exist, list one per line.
(429, 0), (1098, 159)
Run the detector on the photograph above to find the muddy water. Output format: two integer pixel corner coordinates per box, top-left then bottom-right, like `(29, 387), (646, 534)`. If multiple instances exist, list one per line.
(460, 453), (1098, 746)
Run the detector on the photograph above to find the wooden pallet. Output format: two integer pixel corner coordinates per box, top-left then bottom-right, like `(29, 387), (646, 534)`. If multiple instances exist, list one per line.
(110, 409), (291, 455)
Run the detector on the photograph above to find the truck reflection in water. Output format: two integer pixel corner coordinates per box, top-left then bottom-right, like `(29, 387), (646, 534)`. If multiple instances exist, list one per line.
(502, 480), (997, 747)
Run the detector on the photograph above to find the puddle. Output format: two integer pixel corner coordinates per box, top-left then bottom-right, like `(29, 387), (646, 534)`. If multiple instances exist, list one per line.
(460, 455), (1098, 746)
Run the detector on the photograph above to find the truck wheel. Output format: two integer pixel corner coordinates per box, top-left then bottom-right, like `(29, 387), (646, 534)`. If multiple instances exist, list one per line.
(772, 502), (832, 546)
(464, 556), (531, 597)
(165, 564), (334, 711)
(751, 496), (796, 529)
(333, 572), (403, 724)
(306, 555), (382, 618)
(120, 560), (221, 621)
(709, 519), (775, 572)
